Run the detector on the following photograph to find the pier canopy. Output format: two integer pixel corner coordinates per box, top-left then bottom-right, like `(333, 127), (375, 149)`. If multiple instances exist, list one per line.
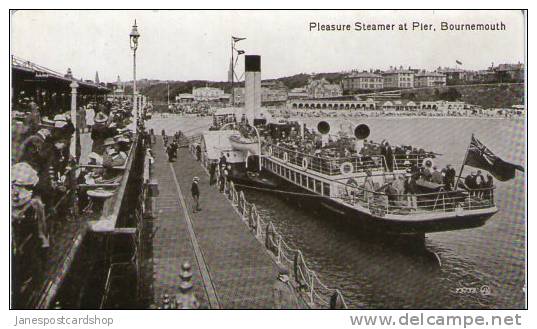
(12, 56), (111, 112)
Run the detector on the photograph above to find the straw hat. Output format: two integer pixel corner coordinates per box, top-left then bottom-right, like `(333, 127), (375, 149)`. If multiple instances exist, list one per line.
(94, 112), (108, 124)
(104, 138), (116, 146)
(87, 188), (115, 199)
(12, 162), (39, 186)
(193, 176), (199, 182)
(53, 114), (67, 128)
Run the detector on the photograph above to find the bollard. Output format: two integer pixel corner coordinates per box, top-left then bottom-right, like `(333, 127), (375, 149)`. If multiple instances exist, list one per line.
(174, 261), (200, 309)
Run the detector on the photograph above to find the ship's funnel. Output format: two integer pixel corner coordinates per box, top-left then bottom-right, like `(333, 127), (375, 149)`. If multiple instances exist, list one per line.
(317, 121), (330, 135)
(244, 55), (261, 124)
(354, 124), (370, 140)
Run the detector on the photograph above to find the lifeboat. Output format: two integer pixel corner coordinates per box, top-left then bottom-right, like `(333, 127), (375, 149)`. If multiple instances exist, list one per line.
(229, 134), (260, 155)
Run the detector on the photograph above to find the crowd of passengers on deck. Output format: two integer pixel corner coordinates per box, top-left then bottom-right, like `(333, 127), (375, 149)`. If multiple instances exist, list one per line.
(254, 122), (438, 174)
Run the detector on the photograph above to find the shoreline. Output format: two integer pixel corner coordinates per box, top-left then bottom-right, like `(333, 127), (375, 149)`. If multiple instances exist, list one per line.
(285, 115), (525, 121)
(151, 112), (524, 121)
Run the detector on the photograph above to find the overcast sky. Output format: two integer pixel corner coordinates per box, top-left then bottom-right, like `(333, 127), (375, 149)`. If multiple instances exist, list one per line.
(11, 10), (525, 83)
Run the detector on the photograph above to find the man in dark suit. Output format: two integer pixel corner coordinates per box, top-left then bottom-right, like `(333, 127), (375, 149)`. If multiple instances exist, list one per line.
(191, 177), (201, 213)
(444, 164), (456, 190)
(404, 172), (418, 210)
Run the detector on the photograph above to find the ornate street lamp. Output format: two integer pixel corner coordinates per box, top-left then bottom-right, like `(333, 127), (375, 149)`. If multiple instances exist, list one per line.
(130, 20), (140, 125)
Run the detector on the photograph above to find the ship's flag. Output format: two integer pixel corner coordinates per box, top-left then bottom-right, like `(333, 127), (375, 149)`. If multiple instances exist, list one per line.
(456, 60), (463, 65)
(232, 36), (246, 42)
(464, 135), (524, 181)
(237, 49), (245, 55)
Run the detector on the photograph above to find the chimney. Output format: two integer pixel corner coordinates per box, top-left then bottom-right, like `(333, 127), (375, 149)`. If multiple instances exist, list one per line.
(244, 55), (261, 123)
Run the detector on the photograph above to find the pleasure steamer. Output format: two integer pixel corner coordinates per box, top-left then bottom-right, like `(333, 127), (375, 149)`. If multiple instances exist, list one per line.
(200, 54), (499, 236)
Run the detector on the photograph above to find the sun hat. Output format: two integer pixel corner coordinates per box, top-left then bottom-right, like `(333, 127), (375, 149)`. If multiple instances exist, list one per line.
(87, 188), (115, 199)
(104, 138), (116, 146)
(53, 114), (67, 128)
(94, 112), (108, 124)
(12, 162), (39, 186)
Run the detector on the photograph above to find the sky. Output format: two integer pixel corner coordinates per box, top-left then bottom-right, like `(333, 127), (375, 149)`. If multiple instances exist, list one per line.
(11, 10), (525, 83)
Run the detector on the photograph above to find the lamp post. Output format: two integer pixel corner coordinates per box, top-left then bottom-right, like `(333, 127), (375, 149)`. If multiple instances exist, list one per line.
(130, 19), (140, 127)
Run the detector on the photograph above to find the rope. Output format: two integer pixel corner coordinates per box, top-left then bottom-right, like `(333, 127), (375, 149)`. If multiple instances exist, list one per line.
(185, 136), (349, 309)
(227, 180), (348, 308)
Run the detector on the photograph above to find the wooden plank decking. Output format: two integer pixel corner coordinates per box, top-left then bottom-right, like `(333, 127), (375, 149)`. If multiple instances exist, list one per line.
(150, 137), (284, 309)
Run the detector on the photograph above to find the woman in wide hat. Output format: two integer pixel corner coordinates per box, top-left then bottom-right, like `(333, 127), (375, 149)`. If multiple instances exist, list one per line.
(91, 112), (117, 154)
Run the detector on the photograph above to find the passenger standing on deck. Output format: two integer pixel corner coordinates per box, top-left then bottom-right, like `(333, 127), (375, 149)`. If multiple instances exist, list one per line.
(431, 166), (443, 184)
(384, 142), (394, 172)
(362, 170), (375, 203)
(483, 174), (494, 200)
(464, 171), (477, 196)
(444, 164), (456, 190)
(191, 177), (201, 213)
(475, 170), (485, 198)
(404, 172), (418, 210)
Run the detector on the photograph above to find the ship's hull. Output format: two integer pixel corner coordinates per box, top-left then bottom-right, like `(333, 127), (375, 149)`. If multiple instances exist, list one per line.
(259, 168), (497, 236)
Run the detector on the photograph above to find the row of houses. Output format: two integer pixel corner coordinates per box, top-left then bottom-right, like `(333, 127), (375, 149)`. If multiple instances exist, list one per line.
(170, 62), (524, 105)
(342, 67), (448, 92)
(342, 62), (524, 93)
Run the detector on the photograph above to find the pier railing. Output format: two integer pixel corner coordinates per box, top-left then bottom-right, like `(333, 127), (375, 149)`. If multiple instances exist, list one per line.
(213, 168), (348, 309)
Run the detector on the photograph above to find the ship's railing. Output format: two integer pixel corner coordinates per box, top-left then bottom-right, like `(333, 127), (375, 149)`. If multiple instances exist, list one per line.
(222, 178), (348, 309)
(392, 154), (435, 171)
(333, 178), (496, 217)
(265, 143), (387, 176)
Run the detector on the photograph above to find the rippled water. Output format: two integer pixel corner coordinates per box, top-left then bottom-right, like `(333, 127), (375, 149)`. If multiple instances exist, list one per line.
(148, 114), (526, 309)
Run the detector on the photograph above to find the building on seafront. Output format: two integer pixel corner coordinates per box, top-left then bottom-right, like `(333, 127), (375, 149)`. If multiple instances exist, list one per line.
(175, 93), (195, 103)
(494, 63), (524, 82)
(379, 100), (419, 113)
(414, 71), (447, 88)
(288, 87), (309, 100)
(382, 66), (416, 89)
(192, 86), (226, 102)
(287, 97), (477, 115)
(341, 71), (384, 93)
(436, 67), (476, 84)
(233, 80), (288, 105)
(305, 78), (343, 99)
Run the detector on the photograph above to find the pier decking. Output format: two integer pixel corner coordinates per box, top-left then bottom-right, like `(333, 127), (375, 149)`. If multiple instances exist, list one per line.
(151, 137), (288, 309)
